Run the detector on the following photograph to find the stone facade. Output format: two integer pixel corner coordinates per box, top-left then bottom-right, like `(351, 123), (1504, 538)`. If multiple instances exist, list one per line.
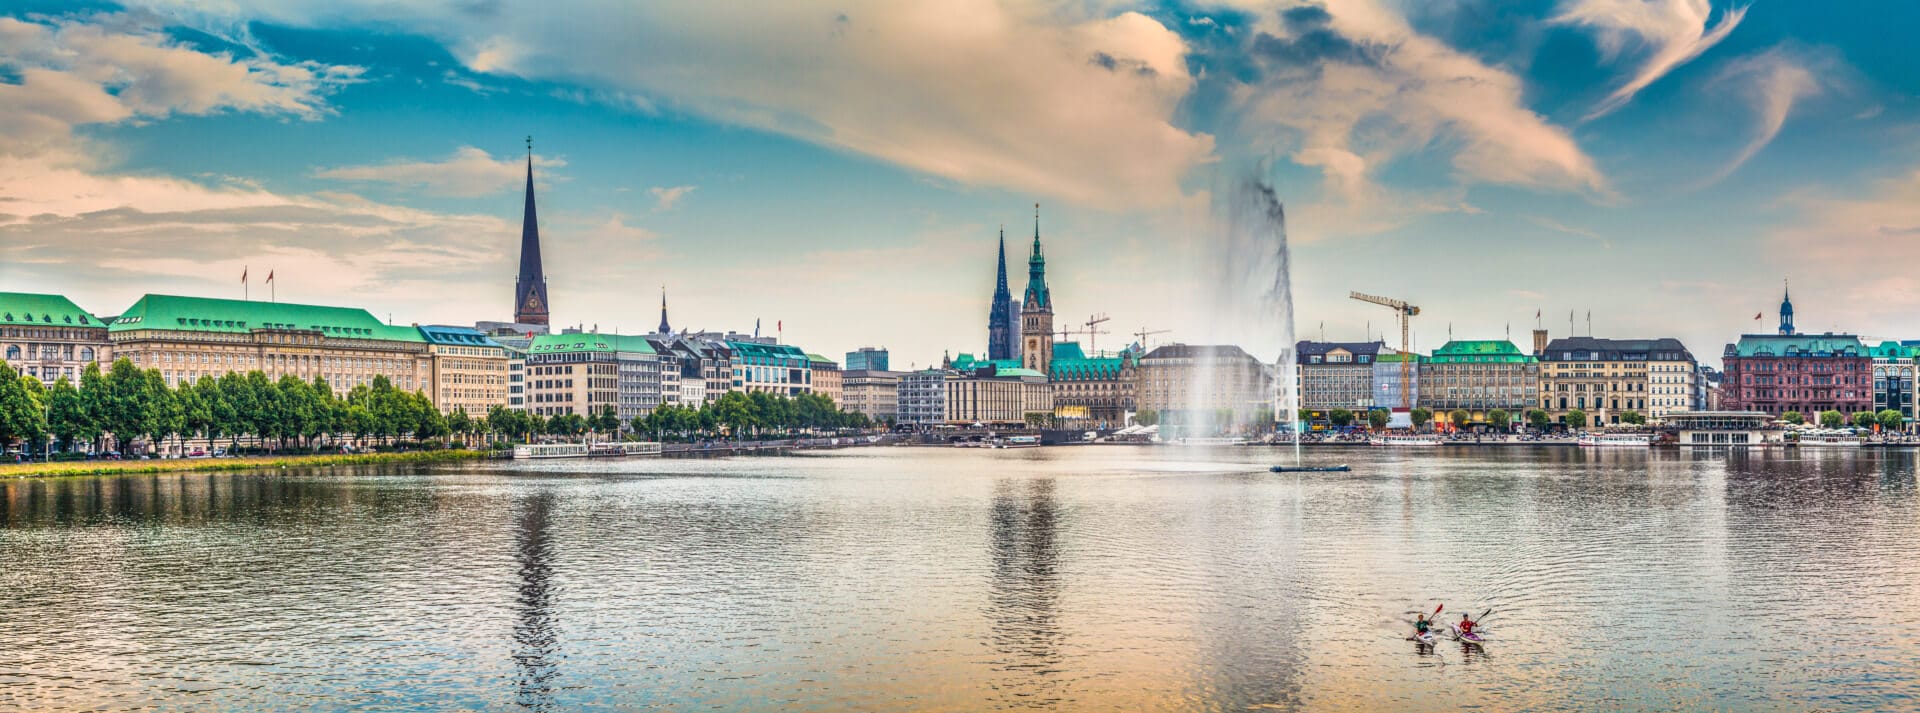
(1, 292), (112, 385)
(108, 294), (430, 394)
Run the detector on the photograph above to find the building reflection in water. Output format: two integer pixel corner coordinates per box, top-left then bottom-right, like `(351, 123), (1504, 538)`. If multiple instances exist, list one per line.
(512, 490), (559, 711)
(986, 477), (1064, 708)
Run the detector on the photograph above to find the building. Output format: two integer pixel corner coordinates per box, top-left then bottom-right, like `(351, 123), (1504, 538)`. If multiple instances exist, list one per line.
(1020, 206), (1055, 376)
(524, 332), (664, 423)
(1719, 290), (1871, 418)
(1133, 344), (1272, 428)
(845, 347), (889, 372)
(1419, 340), (1540, 422)
(897, 369), (949, 427)
(107, 294), (430, 393)
(513, 144), (552, 327)
(808, 354), (842, 405)
(1669, 411), (1781, 446)
(418, 325), (511, 415)
(728, 341), (811, 395)
(842, 370), (902, 423)
(1043, 343), (1134, 429)
(1536, 336), (1694, 426)
(944, 366), (1052, 426)
(655, 288), (672, 335)
(1, 292), (112, 384)
(987, 228), (1020, 362)
(1870, 342), (1916, 430)
(1371, 352), (1420, 412)
(1296, 341), (1385, 411)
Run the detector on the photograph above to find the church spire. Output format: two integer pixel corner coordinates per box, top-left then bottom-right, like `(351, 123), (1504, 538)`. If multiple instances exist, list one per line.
(657, 286), (672, 335)
(1779, 278), (1795, 336)
(513, 136), (551, 326)
(1024, 203), (1050, 310)
(987, 225), (1018, 360)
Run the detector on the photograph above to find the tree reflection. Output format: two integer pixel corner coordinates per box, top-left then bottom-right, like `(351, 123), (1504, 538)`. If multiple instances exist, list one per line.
(512, 490), (559, 710)
(987, 477), (1064, 708)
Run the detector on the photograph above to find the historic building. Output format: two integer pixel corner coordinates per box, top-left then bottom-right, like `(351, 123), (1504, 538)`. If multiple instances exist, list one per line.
(1418, 340), (1540, 421)
(986, 228), (1020, 362)
(1020, 206), (1054, 376)
(1133, 344), (1272, 427)
(1, 292), (111, 384)
(524, 332), (663, 422)
(513, 143), (551, 327)
(1869, 342), (1914, 430)
(954, 343), (1135, 429)
(808, 354), (842, 405)
(1720, 288), (1871, 418)
(108, 294), (431, 393)
(943, 366), (1052, 426)
(842, 369), (902, 423)
(418, 325), (511, 415)
(1536, 336), (1693, 426)
(1295, 341), (1385, 411)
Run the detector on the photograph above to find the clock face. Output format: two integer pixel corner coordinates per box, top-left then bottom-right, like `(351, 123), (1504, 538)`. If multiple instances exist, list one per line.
(524, 292), (544, 312)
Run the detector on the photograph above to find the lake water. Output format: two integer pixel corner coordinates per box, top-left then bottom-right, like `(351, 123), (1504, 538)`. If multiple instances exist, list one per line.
(2, 446), (1917, 711)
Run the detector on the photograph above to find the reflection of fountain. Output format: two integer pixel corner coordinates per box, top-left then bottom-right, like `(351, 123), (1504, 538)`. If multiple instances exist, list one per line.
(986, 478), (1063, 708)
(1191, 174), (1299, 460)
(512, 490), (559, 710)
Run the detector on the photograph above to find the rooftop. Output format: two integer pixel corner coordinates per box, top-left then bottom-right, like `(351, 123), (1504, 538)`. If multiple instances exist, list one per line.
(0, 292), (104, 328)
(1427, 340), (1536, 363)
(1296, 340), (1387, 357)
(1727, 333), (1866, 358)
(528, 332), (658, 354)
(109, 294), (423, 342)
(1540, 337), (1693, 362)
(418, 324), (504, 348)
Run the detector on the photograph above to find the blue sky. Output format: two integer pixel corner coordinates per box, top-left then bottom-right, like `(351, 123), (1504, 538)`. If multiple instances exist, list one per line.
(3, 1), (1918, 367)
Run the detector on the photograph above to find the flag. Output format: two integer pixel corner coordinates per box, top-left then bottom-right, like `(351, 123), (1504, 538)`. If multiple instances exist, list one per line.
(266, 270), (275, 284)
(1755, 312), (1763, 320)
(778, 320), (783, 332)
(1535, 309), (1541, 319)
(241, 266), (248, 283)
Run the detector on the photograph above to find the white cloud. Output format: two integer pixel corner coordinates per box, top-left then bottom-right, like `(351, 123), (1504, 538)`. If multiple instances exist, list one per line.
(313, 146), (563, 197)
(1552, 0), (1746, 120)
(648, 185), (696, 211)
(131, 0), (1216, 210)
(1698, 47), (1824, 187)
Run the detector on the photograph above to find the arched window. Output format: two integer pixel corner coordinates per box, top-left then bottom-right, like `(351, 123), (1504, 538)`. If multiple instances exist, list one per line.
(3, 345), (17, 360)
(80, 347), (94, 361)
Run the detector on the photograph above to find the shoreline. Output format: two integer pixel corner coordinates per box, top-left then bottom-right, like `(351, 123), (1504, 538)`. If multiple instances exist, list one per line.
(0, 449), (494, 479)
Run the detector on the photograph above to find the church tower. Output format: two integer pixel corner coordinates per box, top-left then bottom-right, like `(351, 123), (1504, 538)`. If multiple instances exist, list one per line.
(513, 137), (551, 326)
(1021, 204), (1054, 376)
(1779, 281), (1795, 336)
(988, 227), (1017, 361)
(657, 287), (672, 335)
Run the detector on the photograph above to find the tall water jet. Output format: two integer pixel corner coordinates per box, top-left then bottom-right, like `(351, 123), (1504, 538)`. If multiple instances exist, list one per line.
(1186, 172), (1299, 459)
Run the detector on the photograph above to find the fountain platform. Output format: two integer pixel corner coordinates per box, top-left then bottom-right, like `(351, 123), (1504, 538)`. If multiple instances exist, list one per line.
(1269, 465), (1351, 473)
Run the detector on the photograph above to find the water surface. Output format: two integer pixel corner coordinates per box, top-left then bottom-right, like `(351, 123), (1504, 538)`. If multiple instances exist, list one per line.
(2, 446), (1916, 711)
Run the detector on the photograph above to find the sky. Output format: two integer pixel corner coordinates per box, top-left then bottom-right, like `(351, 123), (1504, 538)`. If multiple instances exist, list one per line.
(2, 0), (1918, 369)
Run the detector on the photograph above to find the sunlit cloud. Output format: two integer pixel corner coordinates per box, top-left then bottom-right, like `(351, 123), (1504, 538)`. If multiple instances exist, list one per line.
(1553, 0), (1747, 120)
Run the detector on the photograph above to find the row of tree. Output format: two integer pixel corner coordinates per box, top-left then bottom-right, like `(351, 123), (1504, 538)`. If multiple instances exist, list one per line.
(1781, 409), (1904, 430)
(1325, 407), (1645, 431)
(0, 358), (879, 458)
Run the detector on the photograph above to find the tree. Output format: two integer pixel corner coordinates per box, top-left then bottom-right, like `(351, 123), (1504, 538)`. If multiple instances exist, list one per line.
(1526, 408), (1551, 431)
(1329, 408), (1354, 427)
(1781, 410), (1804, 426)
(1620, 411), (1645, 425)
(1877, 409), (1904, 432)
(79, 362), (109, 452)
(1566, 409), (1588, 430)
(1448, 409), (1470, 429)
(594, 405), (621, 436)
(1852, 411), (1877, 429)
(46, 377), (89, 453)
(1488, 408), (1511, 431)
(1820, 410), (1844, 429)
(0, 365), (47, 457)
(1133, 409), (1158, 427)
(1366, 409), (1390, 430)
(447, 408), (473, 447)
(1410, 407), (1433, 429)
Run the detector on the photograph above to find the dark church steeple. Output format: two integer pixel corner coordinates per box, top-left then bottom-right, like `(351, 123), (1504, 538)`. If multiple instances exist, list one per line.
(988, 226), (1017, 360)
(657, 287), (672, 335)
(514, 136), (551, 326)
(1779, 279), (1795, 336)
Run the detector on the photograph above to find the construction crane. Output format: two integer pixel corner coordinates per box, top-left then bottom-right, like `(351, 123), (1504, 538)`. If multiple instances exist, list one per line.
(1083, 313), (1111, 353)
(1350, 291), (1421, 410)
(1133, 327), (1169, 351)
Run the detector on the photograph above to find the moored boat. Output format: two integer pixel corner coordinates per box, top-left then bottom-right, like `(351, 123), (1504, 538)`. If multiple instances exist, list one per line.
(1577, 433), (1650, 447)
(513, 443), (590, 459)
(993, 435), (1041, 449)
(1369, 434), (1442, 446)
(1794, 432), (1863, 447)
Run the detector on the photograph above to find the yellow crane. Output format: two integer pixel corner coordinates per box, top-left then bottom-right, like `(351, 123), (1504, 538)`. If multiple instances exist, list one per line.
(1083, 313), (1112, 353)
(1349, 291), (1420, 410)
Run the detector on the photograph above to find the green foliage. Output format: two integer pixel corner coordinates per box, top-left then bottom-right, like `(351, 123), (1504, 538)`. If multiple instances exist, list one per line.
(1133, 409), (1158, 427)
(1448, 409), (1471, 428)
(1525, 408), (1550, 430)
(1409, 407), (1433, 428)
(1567, 409), (1588, 429)
(1620, 410), (1645, 425)
(1781, 410), (1804, 425)
(1329, 408), (1354, 427)
(1488, 409), (1511, 430)
(1366, 409), (1390, 430)
(1819, 410), (1844, 429)
(1877, 409), (1904, 431)
(1852, 411), (1877, 429)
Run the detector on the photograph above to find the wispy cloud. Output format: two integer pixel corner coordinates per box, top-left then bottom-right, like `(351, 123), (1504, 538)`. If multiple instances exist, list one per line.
(313, 146), (563, 197)
(649, 185), (696, 211)
(1553, 0), (1745, 120)
(1527, 215), (1613, 247)
(1698, 46), (1827, 187)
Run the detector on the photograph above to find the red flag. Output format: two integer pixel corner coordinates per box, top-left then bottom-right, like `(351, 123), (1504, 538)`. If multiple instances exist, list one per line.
(778, 320), (782, 331)
(266, 270), (275, 284)
(1754, 312), (1763, 320)
(241, 266), (248, 283)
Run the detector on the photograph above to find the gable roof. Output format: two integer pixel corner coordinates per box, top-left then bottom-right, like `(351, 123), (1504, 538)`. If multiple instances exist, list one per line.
(1540, 337), (1693, 362)
(1729, 334), (1866, 358)
(109, 294), (423, 342)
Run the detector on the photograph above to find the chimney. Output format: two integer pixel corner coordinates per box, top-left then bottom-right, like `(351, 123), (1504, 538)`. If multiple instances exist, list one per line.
(1532, 329), (1549, 357)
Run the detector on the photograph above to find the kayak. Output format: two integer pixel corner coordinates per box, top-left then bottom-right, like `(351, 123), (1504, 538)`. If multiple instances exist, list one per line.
(1452, 627), (1488, 644)
(1410, 630), (1439, 645)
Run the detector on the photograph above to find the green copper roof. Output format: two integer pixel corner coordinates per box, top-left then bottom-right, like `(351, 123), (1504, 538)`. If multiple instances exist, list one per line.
(997, 367), (1047, 378)
(419, 325), (503, 348)
(0, 292), (103, 327)
(806, 353), (838, 366)
(1374, 352), (1423, 363)
(726, 341), (806, 360)
(951, 353), (1021, 371)
(109, 294), (423, 341)
(1426, 340), (1536, 364)
(529, 332), (658, 355)
(1868, 342), (1914, 360)
(1732, 334), (1865, 358)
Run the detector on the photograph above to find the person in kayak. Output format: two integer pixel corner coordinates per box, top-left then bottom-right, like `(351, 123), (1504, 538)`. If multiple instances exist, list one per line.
(1457, 613), (1478, 637)
(1414, 613), (1433, 637)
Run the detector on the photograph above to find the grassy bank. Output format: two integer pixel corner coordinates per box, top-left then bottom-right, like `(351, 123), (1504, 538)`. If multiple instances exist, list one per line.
(0, 449), (494, 479)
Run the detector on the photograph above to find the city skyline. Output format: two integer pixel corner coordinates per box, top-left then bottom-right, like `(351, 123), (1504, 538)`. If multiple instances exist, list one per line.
(5, 2), (1920, 368)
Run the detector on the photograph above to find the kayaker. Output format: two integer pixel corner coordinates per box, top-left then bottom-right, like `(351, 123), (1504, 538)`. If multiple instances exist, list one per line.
(1414, 613), (1433, 637)
(1457, 613), (1478, 636)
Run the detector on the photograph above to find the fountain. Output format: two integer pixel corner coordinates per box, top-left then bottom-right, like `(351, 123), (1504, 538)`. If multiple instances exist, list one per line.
(1187, 172), (1303, 464)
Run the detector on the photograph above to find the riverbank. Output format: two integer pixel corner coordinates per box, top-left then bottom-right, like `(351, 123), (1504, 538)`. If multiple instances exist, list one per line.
(0, 449), (494, 479)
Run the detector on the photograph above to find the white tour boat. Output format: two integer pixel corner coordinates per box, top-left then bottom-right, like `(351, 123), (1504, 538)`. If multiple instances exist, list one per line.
(1172, 436), (1249, 447)
(1577, 433), (1651, 447)
(1369, 434), (1443, 446)
(513, 443), (590, 459)
(993, 435), (1042, 449)
(589, 441), (663, 457)
(1794, 432), (1863, 447)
